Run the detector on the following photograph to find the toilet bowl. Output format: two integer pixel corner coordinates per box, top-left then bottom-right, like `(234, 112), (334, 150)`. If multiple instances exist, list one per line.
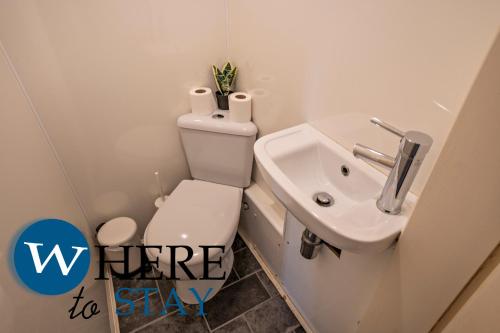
(143, 111), (257, 303)
(144, 180), (242, 303)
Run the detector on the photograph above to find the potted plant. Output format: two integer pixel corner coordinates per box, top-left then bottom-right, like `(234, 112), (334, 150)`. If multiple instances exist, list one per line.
(212, 62), (238, 110)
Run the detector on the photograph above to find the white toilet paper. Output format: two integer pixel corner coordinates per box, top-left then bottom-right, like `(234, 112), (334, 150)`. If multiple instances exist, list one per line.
(189, 87), (216, 115)
(229, 92), (252, 122)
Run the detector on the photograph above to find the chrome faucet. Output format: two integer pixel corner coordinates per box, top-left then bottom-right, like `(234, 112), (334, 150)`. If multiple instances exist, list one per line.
(353, 118), (433, 215)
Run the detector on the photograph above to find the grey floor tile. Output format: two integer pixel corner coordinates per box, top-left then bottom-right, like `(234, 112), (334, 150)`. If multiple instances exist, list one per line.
(256, 271), (279, 297)
(245, 296), (299, 333)
(137, 306), (209, 333)
(155, 278), (176, 304)
(118, 292), (166, 333)
(232, 233), (247, 252)
(294, 325), (306, 333)
(204, 274), (270, 329)
(113, 271), (158, 302)
(213, 316), (252, 333)
(233, 248), (261, 277)
(222, 268), (239, 288)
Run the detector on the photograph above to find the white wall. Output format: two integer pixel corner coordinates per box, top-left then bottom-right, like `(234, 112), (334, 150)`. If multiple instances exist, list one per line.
(0, 0), (228, 231)
(0, 45), (109, 333)
(228, 0), (500, 195)
(437, 246), (500, 333)
(3, 0), (498, 231)
(358, 32), (500, 333)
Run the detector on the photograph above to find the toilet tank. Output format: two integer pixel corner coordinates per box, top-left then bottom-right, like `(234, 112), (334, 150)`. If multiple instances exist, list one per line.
(177, 112), (258, 188)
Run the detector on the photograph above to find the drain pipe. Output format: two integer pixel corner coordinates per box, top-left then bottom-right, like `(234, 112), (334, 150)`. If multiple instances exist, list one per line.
(300, 229), (342, 259)
(300, 229), (322, 259)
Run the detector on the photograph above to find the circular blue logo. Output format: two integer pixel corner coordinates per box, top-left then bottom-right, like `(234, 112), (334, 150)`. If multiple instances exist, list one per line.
(13, 219), (90, 295)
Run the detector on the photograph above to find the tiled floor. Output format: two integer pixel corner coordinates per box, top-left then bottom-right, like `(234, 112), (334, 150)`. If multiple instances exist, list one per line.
(113, 234), (304, 333)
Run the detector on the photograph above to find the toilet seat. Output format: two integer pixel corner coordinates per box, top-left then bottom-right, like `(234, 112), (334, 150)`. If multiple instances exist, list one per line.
(144, 180), (242, 270)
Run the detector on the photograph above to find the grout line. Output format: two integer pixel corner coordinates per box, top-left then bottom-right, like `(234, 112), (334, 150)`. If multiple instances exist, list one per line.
(130, 304), (183, 333)
(239, 268), (261, 280)
(219, 269), (262, 291)
(209, 313), (246, 333)
(242, 315), (256, 333)
(233, 246), (248, 254)
(152, 269), (166, 306)
(127, 300), (180, 333)
(255, 270), (274, 298)
(208, 315), (236, 332)
(202, 314), (213, 333)
(243, 295), (276, 314)
(232, 267), (241, 280)
(129, 306), (180, 333)
(207, 271), (274, 332)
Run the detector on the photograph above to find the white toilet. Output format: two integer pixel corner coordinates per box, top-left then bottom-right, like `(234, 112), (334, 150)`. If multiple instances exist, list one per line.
(144, 112), (257, 304)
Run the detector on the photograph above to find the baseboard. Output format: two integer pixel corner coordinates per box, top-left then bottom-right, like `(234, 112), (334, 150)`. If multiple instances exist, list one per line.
(104, 265), (120, 333)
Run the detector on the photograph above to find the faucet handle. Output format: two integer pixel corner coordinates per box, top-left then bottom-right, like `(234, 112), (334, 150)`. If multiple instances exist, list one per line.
(370, 117), (406, 138)
(370, 117), (433, 157)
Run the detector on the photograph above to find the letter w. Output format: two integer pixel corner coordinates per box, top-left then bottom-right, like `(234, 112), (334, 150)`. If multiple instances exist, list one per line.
(23, 242), (88, 276)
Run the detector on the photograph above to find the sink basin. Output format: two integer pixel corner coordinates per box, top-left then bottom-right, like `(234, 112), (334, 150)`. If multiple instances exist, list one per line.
(254, 123), (416, 253)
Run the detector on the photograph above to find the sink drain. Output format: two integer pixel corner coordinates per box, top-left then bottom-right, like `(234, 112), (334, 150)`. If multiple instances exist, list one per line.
(341, 165), (350, 176)
(313, 192), (334, 207)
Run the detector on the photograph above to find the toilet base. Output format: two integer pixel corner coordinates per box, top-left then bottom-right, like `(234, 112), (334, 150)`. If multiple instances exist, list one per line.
(175, 249), (234, 304)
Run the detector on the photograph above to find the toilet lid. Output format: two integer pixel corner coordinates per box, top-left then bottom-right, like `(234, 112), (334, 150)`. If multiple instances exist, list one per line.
(145, 180), (242, 266)
(97, 217), (137, 247)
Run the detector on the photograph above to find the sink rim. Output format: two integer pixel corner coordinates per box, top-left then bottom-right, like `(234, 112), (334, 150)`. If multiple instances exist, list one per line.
(254, 123), (416, 253)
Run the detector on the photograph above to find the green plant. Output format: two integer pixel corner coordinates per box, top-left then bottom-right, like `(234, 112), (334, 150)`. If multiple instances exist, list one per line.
(212, 62), (237, 96)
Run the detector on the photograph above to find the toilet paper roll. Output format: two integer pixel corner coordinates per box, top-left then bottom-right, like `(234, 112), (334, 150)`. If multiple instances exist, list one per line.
(189, 87), (216, 115)
(229, 92), (252, 122)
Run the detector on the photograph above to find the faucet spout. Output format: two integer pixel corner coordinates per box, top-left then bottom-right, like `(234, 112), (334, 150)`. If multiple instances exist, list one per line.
(353, 144), (395, 169)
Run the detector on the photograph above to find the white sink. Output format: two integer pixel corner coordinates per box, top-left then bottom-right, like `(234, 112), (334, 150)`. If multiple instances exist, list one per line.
(254, 123), (416, 253)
